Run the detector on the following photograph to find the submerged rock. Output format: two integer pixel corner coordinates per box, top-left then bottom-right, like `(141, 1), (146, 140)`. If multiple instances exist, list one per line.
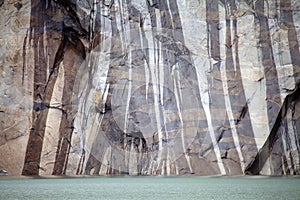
(0, 169), (9, 176)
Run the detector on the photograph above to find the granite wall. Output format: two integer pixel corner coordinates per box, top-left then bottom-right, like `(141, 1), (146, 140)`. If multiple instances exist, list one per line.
(0, 0), (299, 176)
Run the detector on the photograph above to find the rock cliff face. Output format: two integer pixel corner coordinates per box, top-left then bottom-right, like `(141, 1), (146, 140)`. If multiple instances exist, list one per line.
(0, 0), (299, 176)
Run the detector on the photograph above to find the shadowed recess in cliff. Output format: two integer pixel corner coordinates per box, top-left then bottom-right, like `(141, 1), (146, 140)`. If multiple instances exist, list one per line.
(254, 0), (283, 173)
(245, 81), (300, 175)
(22, 1), (64, 175)
(22, 0), (88, 175)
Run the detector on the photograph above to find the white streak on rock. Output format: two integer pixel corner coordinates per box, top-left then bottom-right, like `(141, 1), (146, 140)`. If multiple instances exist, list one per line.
(220, 61), (245, 171)
(177, 0), (226, 175)
(173, 70), (193, 173)
(40, 64), (64, 175)
(237, 15), (270, 150)
(218, 6), (245, 171)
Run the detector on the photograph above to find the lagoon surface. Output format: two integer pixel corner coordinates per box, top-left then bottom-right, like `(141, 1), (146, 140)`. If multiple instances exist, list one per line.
(0, 176), (299, 200)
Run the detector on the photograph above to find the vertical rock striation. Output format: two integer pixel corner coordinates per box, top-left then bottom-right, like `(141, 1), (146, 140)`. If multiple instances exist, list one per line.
(0, 0), (299, 176)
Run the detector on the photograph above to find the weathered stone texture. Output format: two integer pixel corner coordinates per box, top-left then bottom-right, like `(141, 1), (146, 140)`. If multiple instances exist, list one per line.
(0, 0), (31, 175)
(0, 0), (299, 176)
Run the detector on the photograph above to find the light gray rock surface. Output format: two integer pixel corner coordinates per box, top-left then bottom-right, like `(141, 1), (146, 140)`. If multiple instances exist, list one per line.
(0, 0), (299, 176)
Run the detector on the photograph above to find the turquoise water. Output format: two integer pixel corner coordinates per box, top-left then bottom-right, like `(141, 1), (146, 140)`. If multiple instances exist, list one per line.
(0, 176), (299, 200)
